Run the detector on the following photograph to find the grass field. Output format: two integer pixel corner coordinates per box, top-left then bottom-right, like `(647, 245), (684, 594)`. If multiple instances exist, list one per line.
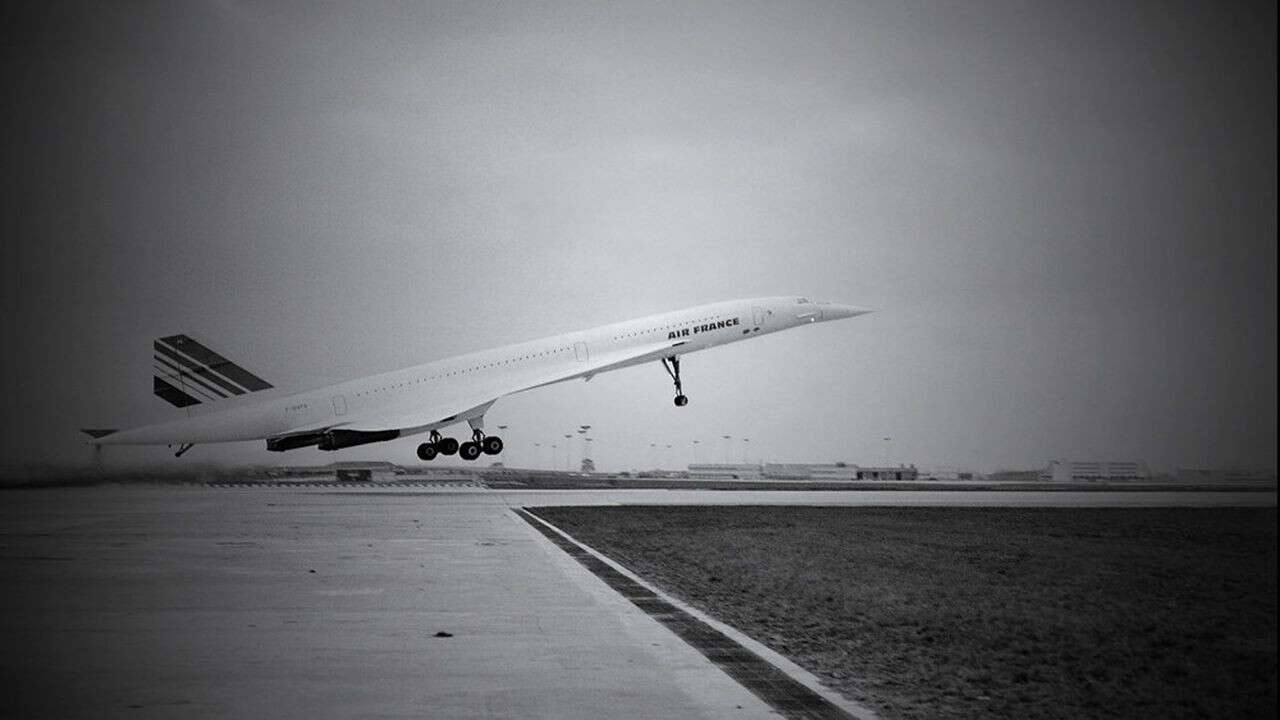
(534, 506), (1277, 720)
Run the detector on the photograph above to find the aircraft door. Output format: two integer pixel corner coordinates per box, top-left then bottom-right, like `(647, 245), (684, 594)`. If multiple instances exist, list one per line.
(573, 341), (589, 362)
(752, 306), (765, 326)
(332, 395), (348, 416)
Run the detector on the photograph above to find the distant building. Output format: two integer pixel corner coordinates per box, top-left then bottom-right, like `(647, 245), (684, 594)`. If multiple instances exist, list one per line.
(1176, 467), (1276, 484)
(916, 466), (977, 481)
(846, 465), (918, 481)
(806, 463), (860, 481)
(687, 463), (763, 480)
(330, 461), (398, 482)
(636, 469), (690, 478)
(987, 469), (1047, 483)
(268, 461), (401, 482)
(688, 463), (919, 481)
(1046, 460), (1149, 483)
(760, 464), (811, 480)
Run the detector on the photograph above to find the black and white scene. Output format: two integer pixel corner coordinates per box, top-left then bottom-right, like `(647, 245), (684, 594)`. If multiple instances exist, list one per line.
(1, 1), (1275, 718)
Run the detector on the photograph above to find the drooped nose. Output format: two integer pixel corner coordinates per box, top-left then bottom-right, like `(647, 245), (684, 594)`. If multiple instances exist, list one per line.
(819, 303), (873, 321)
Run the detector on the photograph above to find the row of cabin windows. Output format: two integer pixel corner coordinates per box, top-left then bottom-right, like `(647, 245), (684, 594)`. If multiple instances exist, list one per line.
(612, 315), (722, 341)
(352, 346), (574, 397)
(323, 315), (736, 404)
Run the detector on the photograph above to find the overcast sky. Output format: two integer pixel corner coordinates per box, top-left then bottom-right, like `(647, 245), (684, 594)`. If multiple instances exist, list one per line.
(2, 1), (1275, 474)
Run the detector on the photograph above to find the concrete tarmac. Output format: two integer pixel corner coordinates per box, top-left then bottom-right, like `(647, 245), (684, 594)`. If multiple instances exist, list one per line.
(1, 486), (1272, 718)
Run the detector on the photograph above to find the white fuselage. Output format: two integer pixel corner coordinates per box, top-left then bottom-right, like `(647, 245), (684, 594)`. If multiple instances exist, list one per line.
(97, 297), (867, 448)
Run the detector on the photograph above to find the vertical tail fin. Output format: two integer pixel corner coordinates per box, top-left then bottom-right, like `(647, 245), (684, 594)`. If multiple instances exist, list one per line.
(152, 334), (273, 408)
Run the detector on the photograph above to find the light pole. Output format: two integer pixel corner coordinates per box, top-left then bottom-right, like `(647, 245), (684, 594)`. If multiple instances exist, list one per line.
(742, 437), (750, 464)
(533, 442), (542, 469)
(691, 439), (701, 464)
(883, 436), (892, 467)
(577, 425), (590, 471)
(722, 435), (732, 464)
(564, 434), (573, 471)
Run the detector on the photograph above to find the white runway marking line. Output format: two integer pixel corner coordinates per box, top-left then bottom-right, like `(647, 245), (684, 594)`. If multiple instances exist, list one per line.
(518, 507), (881, 720)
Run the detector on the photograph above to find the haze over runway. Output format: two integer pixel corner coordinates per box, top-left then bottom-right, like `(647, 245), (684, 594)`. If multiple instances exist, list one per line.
(2, 1), (1275, 473)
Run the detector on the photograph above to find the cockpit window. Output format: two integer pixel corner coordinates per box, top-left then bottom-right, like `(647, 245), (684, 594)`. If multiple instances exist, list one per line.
(796, 297), (810, 304)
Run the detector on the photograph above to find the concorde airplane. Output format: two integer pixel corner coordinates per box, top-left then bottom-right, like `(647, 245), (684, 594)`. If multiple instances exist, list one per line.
(82, 297), (870, 460)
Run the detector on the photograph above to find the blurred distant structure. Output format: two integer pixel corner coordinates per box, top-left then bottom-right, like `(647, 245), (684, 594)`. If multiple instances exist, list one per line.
(1176, 467), (1276, 484)
(267, 461), (399, 482)
(916, 466), (977, 482)
(686, 463), (763, 480)
(1045, 460), (1149, 483)
(686, 463), (919, 481)
(987, 461), (1150, 483)
(986, 469), (1046, 483)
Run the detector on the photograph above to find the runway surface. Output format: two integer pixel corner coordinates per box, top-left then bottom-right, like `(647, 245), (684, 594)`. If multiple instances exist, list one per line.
(2, 486), (1272, 718)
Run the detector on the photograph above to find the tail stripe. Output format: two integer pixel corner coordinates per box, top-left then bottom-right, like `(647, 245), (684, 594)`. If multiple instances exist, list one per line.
(152, 363), (221, 402)
(153, 376), (202, 408)
(154, 341), (247, 396)
(160, 335), (273, 392)
(152, 357), (229, 400)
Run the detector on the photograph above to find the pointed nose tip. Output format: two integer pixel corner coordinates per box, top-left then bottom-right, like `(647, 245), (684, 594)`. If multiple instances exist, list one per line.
(824, 304), (874, 320)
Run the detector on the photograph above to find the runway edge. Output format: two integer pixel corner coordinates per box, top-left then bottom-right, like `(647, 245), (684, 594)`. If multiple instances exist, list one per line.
(515, 507), (881, 720)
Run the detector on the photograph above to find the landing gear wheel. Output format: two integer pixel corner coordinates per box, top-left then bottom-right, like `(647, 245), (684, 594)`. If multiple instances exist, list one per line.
(674, 394), (688, 407)
(437, 437), (459, 455)
(459, 441), (481, 461)
(417, 443), (438, 461)
(481, 436), (504, 455)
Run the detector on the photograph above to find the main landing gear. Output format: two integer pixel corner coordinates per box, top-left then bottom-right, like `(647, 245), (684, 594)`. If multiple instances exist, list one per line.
(416, 429), (502, 462)
(662, 356), (689, 407)
(417, 431), (458, 461)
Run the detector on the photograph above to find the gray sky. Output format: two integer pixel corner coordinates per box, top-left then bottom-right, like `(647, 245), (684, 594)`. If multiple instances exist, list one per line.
(2, 0), (1275, 473)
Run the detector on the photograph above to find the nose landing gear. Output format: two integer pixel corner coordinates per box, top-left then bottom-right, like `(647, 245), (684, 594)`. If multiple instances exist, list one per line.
(662, 356), (689, 407)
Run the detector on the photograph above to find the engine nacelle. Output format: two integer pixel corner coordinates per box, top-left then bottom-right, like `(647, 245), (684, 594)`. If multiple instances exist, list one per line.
(316, 429), (401, 451)
(266, 432), (326, 452)
(266, 428), (401, 452)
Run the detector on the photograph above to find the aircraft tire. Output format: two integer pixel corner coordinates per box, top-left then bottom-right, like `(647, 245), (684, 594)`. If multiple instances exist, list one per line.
(437, 438), (460, 455)
(674, 394), (689, 407)
(459, 441), (481, 461)
(482, 436), (503, 455)
(417, 443), (438, 461)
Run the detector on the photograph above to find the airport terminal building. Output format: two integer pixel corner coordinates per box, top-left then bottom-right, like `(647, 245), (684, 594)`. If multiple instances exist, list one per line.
(687, 463), (919, 481)
(1045, 460), (1149, 482)
(989, 460), (1151, 483)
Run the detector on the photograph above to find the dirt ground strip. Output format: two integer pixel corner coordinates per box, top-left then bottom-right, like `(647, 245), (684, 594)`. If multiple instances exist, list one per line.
(535, 505), (1278, 720)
